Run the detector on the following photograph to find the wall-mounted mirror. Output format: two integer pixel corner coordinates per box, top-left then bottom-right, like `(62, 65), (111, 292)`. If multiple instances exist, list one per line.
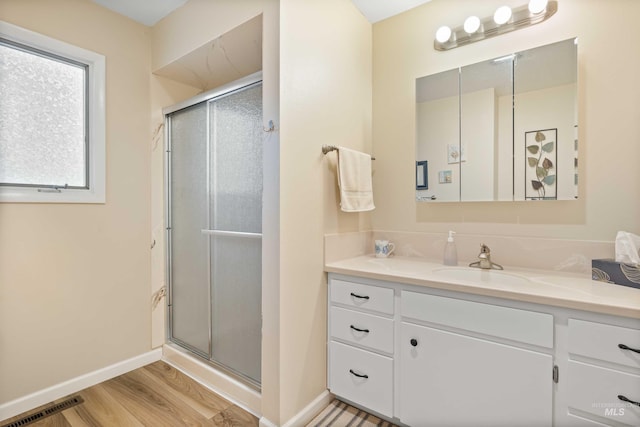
(416, 38), (577, 202)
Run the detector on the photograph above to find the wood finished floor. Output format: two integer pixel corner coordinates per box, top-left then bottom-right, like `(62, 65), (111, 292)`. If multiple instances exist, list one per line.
(1, 361), (258, 427)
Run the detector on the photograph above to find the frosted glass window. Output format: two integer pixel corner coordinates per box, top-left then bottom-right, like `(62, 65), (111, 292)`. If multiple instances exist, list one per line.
(0, 21), (105, 203)
(0, 39), (88, 188)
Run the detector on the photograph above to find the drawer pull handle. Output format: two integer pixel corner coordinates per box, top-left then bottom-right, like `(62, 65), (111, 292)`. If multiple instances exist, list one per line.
(349, 369), (369, 379)
(410, 338), (418, 347)
(350, 292), (370, 300)
(618, 395), (640, 407)
(618, 344), (640, 354)
(350, 325), (370, 333)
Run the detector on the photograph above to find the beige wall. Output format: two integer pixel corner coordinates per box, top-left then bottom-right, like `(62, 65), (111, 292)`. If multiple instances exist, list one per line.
(279, 0), (372, 421)
(373, 0), (640, 239)
(151, 0), (268, 72)
(0, 0), (152, 403)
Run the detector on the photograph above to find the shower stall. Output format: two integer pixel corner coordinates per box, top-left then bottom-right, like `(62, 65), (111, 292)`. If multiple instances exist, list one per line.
(164, 73), (263, 388)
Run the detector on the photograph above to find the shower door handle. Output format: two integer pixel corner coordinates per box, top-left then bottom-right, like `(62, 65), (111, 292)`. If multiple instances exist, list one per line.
(201, 229), (262, 239)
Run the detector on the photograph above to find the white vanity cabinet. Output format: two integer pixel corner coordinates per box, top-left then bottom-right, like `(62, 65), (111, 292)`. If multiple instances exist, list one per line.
(326, 272), (640, 426)
(399, 291), (554, 426)
(327, 279), (395, 417)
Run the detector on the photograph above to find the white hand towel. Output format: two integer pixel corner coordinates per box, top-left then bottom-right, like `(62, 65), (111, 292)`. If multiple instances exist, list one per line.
(337, 146), (375, 212)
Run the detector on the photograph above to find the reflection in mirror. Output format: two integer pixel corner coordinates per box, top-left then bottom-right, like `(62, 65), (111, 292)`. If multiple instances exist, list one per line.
(416, 38), (577, 202)
(461, 56), (512, 201)
(416, 69), (459, 201)
(514, 39), (578, 200)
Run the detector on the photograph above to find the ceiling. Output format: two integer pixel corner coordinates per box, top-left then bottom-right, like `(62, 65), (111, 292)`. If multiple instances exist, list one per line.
(351, 0), (433, 23)
(91, 0), (433, 27)
(91, 0), (188, 26)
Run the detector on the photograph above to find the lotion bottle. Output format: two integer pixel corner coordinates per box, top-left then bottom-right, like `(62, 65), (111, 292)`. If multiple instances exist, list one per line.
(443, 230), (458, 266)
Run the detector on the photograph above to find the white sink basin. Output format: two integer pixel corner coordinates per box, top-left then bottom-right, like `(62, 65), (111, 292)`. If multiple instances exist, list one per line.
(432, 267), (531, 287)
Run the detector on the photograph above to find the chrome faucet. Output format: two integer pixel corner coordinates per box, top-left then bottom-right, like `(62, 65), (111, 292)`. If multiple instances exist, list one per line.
(469, 244), (503, 270)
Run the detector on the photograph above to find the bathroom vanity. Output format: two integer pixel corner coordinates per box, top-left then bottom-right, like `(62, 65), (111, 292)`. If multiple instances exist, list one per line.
(325, 256), (640, 427)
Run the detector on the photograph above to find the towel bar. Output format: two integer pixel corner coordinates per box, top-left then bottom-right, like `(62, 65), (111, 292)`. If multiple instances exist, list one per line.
(322, 145), (375, 160)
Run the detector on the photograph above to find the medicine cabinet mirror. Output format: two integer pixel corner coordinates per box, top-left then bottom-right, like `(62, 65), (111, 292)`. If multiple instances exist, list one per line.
(416, 38), (577, 202)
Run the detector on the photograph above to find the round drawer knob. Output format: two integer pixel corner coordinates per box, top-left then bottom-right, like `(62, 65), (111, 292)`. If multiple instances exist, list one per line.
(410, 338), (418, 347)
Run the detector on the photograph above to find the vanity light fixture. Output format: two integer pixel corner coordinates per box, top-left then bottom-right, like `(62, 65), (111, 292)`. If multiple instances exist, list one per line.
(493, 6), (512, 25)
(528, 0), (549, 14)
(463, 16), (481, 34)
(435, 25), (452, 43)
(434, 0), (557, 51)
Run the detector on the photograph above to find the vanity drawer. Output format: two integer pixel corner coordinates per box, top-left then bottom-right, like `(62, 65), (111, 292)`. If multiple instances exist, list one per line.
(401, 291), (553, 348)
(330, 306), (394, 354)
(329, 341), (393, 417)
(330, 279), (394, 315)
(567, 360), (640, 426)
(569, 319), (640, 368)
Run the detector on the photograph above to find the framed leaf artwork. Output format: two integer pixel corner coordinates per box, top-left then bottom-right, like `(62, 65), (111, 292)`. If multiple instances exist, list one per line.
(525, 128), (557, 200)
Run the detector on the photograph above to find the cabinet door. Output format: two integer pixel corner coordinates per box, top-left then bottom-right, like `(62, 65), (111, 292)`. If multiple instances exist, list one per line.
(399, 322), (552, 427)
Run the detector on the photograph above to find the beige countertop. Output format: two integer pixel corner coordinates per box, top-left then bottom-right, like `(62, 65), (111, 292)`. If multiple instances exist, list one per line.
(325, 255), (640, 319)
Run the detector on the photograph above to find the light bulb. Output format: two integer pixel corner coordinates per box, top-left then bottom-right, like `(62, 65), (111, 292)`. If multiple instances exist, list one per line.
(528, 0), (548, 14)
(435, 26), (452, 43)
(463, 16), (481, 34)
(494, 6), (512, 25)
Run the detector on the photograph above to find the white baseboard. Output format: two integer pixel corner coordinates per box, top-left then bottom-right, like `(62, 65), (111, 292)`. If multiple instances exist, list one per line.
(259, 390), (332, 427)
(0, 349), (162, 422)
(282, 390), (332, 427)
(259, 417), (279, 427)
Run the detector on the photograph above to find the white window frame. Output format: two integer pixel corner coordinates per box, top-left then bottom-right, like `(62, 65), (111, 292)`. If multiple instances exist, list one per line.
(0, 21), (105, 203)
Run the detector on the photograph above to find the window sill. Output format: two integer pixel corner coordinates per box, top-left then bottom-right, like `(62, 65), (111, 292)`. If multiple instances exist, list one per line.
(0, 187), (105, 204)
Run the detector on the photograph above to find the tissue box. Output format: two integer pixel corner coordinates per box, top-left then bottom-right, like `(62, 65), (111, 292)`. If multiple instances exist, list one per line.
(592, 259), (640, 289)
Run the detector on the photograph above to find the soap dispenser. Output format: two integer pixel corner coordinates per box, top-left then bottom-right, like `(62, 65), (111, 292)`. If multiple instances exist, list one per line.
(443, 231), (458, 266)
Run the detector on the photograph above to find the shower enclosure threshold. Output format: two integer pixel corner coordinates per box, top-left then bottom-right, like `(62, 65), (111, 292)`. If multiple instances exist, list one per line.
(162, 343), (262, 417)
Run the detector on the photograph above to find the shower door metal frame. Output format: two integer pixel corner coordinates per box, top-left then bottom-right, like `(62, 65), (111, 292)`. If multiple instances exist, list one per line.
(163, 72), (263, 388)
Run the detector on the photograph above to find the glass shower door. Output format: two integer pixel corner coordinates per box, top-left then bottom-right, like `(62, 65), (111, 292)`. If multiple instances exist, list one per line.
(167, 80), (262, 386)
(208, 85), (262, 384)
(168, 103), (210, 356)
